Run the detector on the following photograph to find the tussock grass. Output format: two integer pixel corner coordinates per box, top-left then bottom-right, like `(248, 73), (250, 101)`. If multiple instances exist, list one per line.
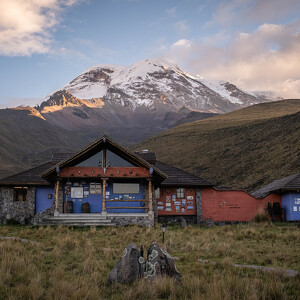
(0, 223), (299, 299)
(133, 99), (300, 191)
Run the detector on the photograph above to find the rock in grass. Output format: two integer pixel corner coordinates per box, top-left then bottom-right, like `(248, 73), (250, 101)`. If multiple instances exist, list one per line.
(108, 242), (181, 283)
(204, 218), (214, 228)
(144, 242), (181, 280)
(108, 244), (142, 283)
(180, 217), (187, 228)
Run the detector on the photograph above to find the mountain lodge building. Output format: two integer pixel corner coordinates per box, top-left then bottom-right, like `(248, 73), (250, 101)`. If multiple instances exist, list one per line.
(0, 135), (297, 226)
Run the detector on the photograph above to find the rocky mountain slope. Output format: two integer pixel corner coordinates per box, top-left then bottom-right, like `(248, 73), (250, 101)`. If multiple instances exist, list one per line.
(133, 99), (300, 192)
(36, 59), (270, 142)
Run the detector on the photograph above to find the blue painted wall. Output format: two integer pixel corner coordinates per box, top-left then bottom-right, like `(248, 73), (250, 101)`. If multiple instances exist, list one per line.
(64, 181), (102, 213)
(282, 193), (300, 221)
(36, 187), (54, 214)
(63, 179), (147, 213)
(105, 179), (146, 213)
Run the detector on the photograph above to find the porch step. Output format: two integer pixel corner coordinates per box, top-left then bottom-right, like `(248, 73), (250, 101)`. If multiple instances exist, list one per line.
(45, 214), (116, 226)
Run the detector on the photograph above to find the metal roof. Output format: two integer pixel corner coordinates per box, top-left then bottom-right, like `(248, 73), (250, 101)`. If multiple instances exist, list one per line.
(155, 161), (214, 187)
(252, 173), (300, 198)
(0, 162), (54, 186)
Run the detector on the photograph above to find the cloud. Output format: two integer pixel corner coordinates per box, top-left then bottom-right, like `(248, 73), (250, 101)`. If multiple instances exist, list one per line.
(166, 7), (177, 18)
(0, 0), (81, 56)
(161, 22), (300, 98)
(207, 0), (300, 28)
(174, 20), (189, 36)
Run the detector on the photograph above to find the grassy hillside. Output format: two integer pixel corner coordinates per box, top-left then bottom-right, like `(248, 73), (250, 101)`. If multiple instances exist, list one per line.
(0, 108), (89, 179)
(0, 224), (299, 299)
(133, 99), (300, 191)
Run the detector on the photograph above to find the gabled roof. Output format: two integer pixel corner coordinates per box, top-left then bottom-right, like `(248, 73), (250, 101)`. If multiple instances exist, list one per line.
(134, 151), (156, 165)
(42, 135), (167, 181)
(252, 173), (300, 198)
(0, 162), (54, 186)
(155, 161), (214, 187)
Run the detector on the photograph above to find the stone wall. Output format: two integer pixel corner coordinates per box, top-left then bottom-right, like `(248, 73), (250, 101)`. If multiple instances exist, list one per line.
(196, 188), (202, 224)
(157, 215), (197, 224)
(0, 187), (36, 224)
(108, 214), (154, 227)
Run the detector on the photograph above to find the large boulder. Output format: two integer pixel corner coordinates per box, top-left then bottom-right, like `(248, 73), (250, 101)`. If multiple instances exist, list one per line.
(144, 242), (181, 280)
(108, 244), (143, 283)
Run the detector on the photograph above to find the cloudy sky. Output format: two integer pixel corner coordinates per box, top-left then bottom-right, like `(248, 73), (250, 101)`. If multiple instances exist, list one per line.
(0, 0), (299, 107)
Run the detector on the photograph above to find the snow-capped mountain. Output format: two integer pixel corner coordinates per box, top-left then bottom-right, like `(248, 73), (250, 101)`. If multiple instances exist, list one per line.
(36, 58), (273, 144)
(42, 58), (269, 115)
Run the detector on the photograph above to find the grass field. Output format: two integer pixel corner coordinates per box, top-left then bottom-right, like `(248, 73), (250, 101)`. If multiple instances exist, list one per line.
(0, 223), (299, 300)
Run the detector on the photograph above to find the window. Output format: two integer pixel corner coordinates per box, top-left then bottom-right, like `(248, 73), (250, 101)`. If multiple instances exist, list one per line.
(14, 187), (27, 201)
(113, 183), (139, 194)
(176, 188), (185, 198)
(90, 183), (102, 194)
(155, 188), (160, 199)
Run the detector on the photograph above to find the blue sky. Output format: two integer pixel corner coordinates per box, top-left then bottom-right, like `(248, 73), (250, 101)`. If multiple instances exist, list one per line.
(0, 0), (300, 107)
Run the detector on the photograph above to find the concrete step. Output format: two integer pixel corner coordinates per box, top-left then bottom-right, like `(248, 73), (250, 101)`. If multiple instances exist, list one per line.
(54, 213), (107, 219)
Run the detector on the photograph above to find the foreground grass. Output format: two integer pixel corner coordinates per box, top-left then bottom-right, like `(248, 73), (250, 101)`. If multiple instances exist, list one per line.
(0, 223), (299, 299)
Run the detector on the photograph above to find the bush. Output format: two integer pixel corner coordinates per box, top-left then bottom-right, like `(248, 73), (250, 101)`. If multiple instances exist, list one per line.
(253, 208), (269, 223)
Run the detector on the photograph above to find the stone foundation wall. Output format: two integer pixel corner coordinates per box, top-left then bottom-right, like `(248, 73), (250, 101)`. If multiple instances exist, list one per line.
(0, 187), (36, 224)
(108, 215), (154, 227)
(158, 215), (197, 224)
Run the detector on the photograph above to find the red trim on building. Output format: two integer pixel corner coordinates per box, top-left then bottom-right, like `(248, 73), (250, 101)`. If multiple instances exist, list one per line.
(59, 167), (150, 178)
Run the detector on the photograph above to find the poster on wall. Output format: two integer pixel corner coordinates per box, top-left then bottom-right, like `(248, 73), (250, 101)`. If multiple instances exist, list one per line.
(172, 195), (176, 201)
(166, 196), (171, 202)
(182, 199), (186, 206)
(295, 198), (300, 204)
(157, 201), (164, 205)
(187, 206), (194, 210)
(157, 206), (164, 210)
(166, 203), (171, 207)
(106, 191), (110, 196)
(187, 196), (194, 200)
(175, 206), (180, 212)
(174, 201), (181, 205)
(71, 187), (83, 198)
(293, 206), (298, 212)
(165, 208), (172, 211)
(84, 191), (89, 196)
(181, 207), (185, 213)
(187, 201), (194, 205)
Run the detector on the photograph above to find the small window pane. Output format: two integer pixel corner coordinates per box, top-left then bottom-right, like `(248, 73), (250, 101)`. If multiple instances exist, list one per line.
(90, 182), (102, 194)
(14, 187), (27, 202)
(176, 188), (185, 198)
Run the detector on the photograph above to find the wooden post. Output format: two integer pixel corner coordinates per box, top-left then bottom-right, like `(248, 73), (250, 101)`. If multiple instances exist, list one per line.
(148, 179), (153, 212)
(55, 180), (60, 212)
(102, 178), (107, 212)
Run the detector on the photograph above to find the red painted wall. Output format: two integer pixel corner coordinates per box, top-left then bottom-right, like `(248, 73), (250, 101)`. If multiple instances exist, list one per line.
(201, 188), (281, 222)
(157, 186), (196, 215)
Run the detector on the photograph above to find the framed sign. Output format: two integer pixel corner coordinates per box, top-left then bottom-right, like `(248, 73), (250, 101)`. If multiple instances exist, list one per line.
(71, 187), (83, 198)
(166, 203), (171, 207)
(166, 196), (171, 202)
(165, 208), (172, 211)
(174, 201), (181, 205)
(187, 196), (194, 200)
(187, 206), (194, 210)
(157, 206), (164, 210)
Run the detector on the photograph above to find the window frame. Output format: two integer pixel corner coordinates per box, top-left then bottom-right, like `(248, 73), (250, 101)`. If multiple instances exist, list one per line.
(90, 182), (102, 194)
(176, 187), (185, 198)
(14, 187), (28, 202)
